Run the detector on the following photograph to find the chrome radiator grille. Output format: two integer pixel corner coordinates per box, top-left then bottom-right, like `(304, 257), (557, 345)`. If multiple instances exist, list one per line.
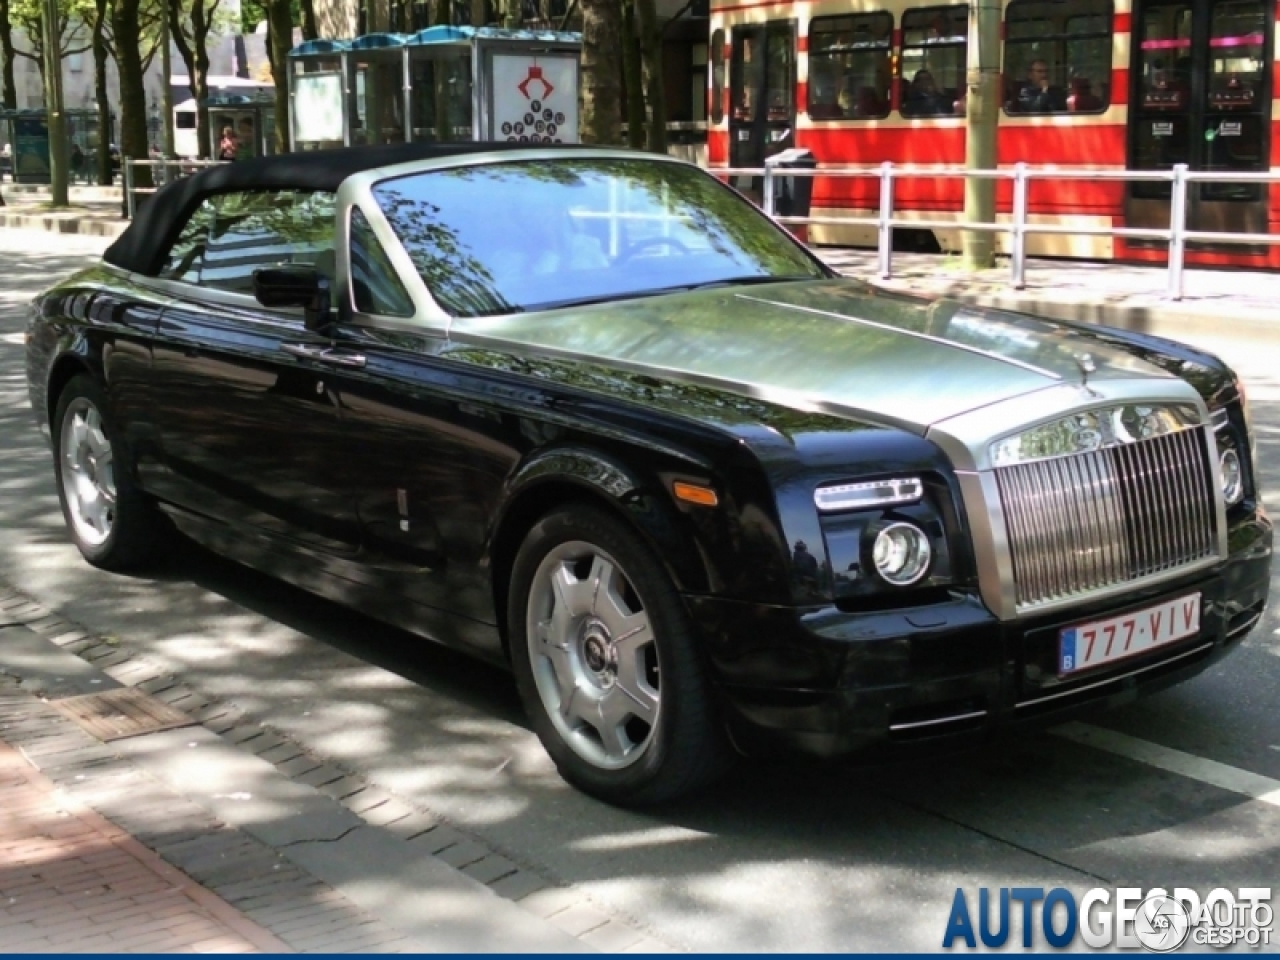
(995, 427), (1220, 611)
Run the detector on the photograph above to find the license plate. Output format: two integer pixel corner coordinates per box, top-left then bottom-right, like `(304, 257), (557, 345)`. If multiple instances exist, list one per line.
(1059, 593), (1201, 676)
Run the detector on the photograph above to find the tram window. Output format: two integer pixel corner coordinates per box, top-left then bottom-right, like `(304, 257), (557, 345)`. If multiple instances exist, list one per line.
(900, 6), (967, 116)
(808, 13), (892, 120)
(711, 30), (725, 124)
(1207, 0), (1265, 112)
(1138, 5), (1192, 110)
(1004, 0), (1112, 115)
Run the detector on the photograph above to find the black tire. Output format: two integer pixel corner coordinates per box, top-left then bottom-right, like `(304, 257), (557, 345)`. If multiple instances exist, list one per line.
(508, 504), (733, 806)
(52, 374), (167, 571)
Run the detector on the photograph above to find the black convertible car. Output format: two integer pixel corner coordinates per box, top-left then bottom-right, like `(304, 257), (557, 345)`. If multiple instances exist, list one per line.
(26, 143), (1271, 804)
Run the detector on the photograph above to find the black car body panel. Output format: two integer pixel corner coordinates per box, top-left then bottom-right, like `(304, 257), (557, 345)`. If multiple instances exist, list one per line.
(26, 144), (1270, 757)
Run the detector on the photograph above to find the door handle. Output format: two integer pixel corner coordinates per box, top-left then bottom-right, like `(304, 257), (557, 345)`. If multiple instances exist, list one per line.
(280, 342), (367, 369)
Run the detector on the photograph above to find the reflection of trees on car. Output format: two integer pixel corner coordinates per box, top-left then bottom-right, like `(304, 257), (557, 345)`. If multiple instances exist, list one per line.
(375, 159), (825, 318)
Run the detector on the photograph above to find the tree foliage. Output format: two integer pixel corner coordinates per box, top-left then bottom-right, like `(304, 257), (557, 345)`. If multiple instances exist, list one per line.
(9, 0), (98, 65)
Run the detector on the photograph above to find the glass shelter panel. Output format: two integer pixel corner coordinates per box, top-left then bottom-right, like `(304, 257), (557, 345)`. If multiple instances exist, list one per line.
(410, 55), (474, 142)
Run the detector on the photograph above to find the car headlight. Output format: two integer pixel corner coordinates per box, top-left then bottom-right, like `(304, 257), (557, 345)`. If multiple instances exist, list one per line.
(871, 522), (932, 586)
(1211, 401), (1250, 508)
(1219, 446), (1244, 505)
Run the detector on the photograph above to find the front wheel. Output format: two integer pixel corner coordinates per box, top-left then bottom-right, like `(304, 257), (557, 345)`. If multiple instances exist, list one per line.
(52, 374), (167, 571)
(508, 505), (732, 806)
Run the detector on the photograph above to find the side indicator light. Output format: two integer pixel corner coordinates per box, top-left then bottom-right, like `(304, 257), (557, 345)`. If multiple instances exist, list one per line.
(673, 482), (719, 507)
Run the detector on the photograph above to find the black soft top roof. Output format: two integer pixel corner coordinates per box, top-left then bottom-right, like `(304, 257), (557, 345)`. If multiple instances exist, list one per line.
(103, 142), (588, 275)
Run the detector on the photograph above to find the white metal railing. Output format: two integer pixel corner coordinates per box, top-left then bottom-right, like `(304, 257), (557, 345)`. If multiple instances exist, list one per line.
(124, 158), (225, 219)
(716, 159), (1280, 301)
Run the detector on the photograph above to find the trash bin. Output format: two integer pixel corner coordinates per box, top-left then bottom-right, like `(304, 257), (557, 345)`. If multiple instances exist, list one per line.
(766, 147), (817, 242)
(768, 147), (817, 217)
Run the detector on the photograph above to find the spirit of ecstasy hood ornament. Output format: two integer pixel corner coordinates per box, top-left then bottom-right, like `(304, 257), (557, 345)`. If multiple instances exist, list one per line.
(1076, 352), (1099, 396)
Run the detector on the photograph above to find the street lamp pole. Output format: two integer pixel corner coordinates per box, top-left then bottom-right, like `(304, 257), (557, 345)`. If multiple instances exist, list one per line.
(40, 0), (70, 206)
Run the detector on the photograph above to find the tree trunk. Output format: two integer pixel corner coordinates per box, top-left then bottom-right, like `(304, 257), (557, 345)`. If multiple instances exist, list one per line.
(93, 0), (112, 184)
(113, 0), (152, 204)
(620, 1), (644, 149)
(578, 0), (622, 145)
(634, 0), (665, 153)
(0, 0), (17, 110)
(193, 2), (213, 158)
(301, 0), (318, 40)
(266, 0), (293, 152)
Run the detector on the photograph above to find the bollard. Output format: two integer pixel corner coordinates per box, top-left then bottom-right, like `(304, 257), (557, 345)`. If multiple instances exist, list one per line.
(1011, 162), (1029, 290)
(1167, 164), (1188, 301)
(877, 162), (894, 280)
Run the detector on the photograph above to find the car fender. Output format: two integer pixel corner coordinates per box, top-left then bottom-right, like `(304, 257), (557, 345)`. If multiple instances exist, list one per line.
(485, 444), (721, 623)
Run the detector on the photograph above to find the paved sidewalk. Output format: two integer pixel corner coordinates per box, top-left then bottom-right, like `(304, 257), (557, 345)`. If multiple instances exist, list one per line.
(0, 586), (669, 954)
(816, 247), (1280, 338)
(0, 716), (283, 953)
(0, 199), (126, 239)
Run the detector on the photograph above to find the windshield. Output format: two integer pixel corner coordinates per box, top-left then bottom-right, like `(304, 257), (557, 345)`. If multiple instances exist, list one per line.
(372, 158), (828, 317)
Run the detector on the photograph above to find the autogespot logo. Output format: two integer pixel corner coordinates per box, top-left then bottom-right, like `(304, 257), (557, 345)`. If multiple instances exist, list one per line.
(1134, 895), (1191, 952)
(942, 886), (1273, 951)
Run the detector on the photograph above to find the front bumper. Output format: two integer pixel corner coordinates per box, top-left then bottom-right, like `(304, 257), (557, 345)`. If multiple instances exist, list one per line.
(687, 510), (1272, 758)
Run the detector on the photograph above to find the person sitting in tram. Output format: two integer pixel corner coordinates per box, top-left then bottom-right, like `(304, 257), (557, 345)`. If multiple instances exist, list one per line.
(902, 69), (950, 116)
(1011, 59), (1067, 113)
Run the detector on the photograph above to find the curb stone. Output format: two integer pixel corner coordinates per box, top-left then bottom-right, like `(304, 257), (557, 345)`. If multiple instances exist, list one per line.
(0, 576), (682, 953)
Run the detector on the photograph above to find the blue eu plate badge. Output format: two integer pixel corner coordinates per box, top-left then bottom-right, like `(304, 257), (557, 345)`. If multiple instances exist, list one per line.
(1060, 629), (1077, 673)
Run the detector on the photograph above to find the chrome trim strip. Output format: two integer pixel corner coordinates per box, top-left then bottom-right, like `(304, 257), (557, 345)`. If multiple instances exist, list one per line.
(735, 293), (1064, 381)
(888, 709), (989, 732)
(334, 177), (451, 333)
(1226, 611), (1262, 639)
(957, 470), (1018, 619)
(1019, 641), (1214, 709)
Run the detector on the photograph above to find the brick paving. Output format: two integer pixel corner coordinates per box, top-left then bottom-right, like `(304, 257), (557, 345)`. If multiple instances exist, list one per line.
(0, 735), (286, 953)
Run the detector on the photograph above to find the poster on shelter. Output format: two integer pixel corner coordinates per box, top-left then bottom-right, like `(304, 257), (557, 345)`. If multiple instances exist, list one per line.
(13, 115), (51, 184)
(491, 54), (579, 144)
(292, 72), (345, 145)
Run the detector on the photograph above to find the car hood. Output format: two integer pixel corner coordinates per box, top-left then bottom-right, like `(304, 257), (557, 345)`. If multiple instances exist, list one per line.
(449, 278), (1175, 434)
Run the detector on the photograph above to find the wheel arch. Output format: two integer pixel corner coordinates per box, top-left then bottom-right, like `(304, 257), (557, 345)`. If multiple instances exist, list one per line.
(44, 353), (96, 429)
(486, 448), (714, 658)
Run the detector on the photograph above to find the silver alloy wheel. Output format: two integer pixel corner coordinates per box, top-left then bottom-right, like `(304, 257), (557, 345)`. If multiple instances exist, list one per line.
(59, 398), (116, 547)
(526, 540), (660, 770)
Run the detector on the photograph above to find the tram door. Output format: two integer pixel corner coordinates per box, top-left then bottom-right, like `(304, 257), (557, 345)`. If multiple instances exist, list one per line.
(728, 20), (796, 173)
(1126, 0), (1273, 241)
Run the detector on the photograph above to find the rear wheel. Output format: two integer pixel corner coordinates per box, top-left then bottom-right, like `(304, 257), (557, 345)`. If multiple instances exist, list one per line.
(508, 505), (733, 805)
(53, 375), (166, 570)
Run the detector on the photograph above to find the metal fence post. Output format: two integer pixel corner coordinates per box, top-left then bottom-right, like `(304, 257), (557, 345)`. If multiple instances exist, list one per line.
(878, 161), (894, 279)
(124, 159), (135, 220)
(1010, 162), (1029, 290)
(762, 159), (776, 217)
(1167, 163), (1188, 301)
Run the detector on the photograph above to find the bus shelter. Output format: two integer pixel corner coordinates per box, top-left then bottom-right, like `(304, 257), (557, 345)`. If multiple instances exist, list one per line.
(2, 108), (108, 183)
(206, 93), (277, 159)
(288, 28), (582, 150)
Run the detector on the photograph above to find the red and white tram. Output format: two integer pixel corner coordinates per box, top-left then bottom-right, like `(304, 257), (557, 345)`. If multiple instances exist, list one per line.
(706, 0), (1279, 267)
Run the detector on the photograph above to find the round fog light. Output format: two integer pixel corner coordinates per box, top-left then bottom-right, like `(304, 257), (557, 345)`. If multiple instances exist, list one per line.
(1220, 447), (1244, 505)
(872, 522), (932, 586)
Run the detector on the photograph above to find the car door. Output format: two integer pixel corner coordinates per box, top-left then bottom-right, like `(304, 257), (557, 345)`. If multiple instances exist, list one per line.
(310, 202), (520, 656)
(145, 189), (363, 556)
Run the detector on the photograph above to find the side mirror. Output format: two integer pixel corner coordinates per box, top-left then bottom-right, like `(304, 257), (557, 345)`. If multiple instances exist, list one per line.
(252, 268), (332, 332)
